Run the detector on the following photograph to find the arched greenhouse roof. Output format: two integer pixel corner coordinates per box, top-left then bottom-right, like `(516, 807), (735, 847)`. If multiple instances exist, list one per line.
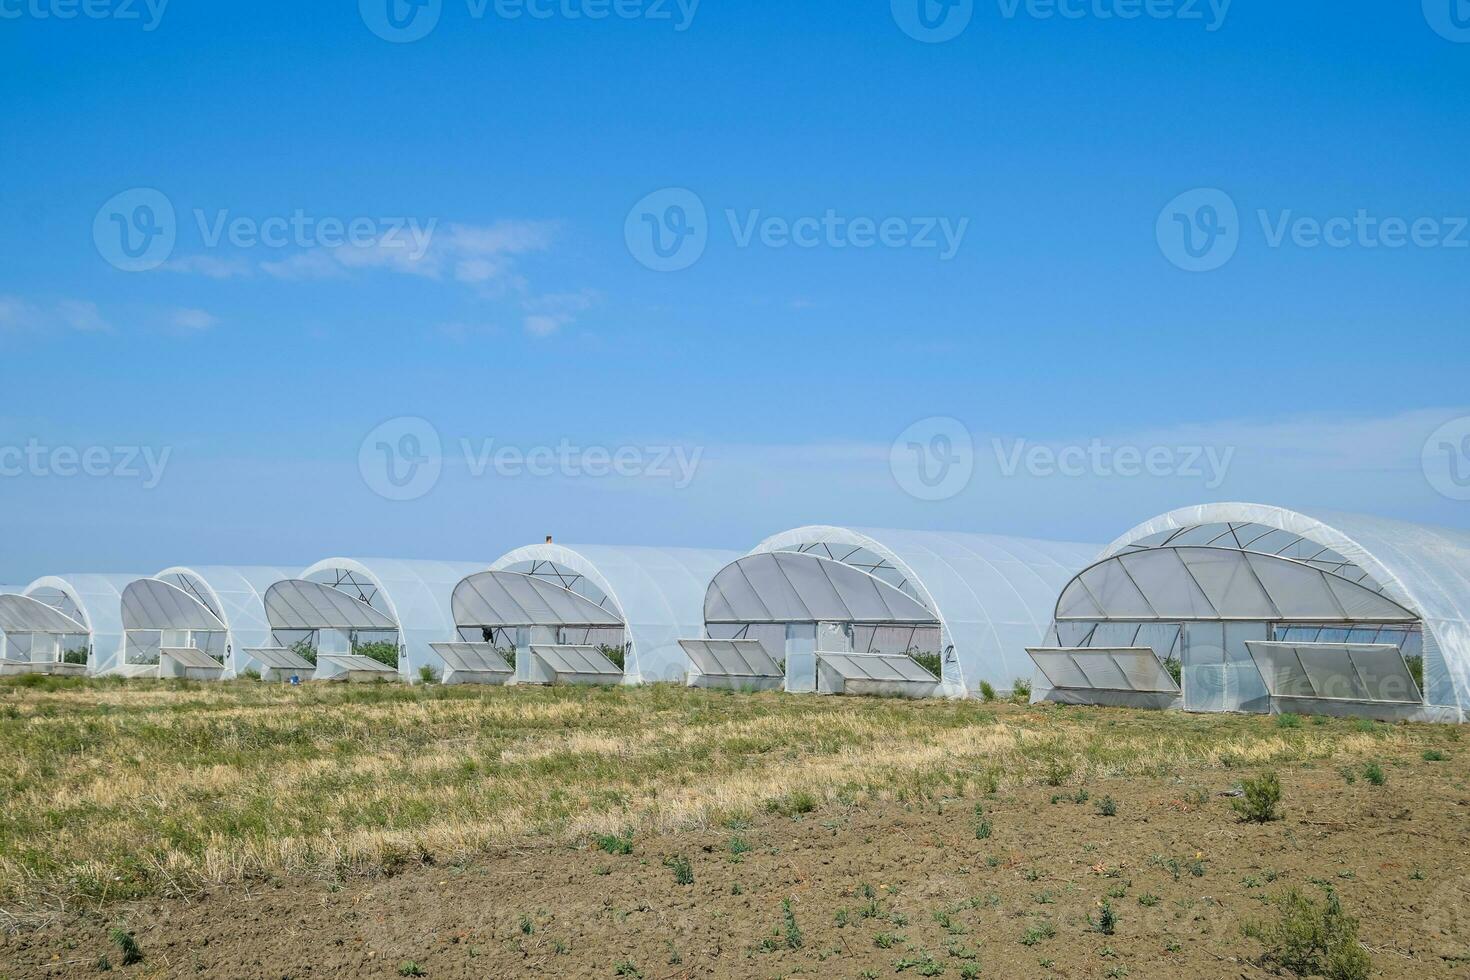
(705, 551), (938, 625)
(488, 543), (739, 684)
(18, 573), (141, 675)
(286, 558), (487, 682)
(750, 526), (1099, 696)
(1099, 503), (1470, 714)
(453, 570), (624, 628)
(139, 566), (298, 676)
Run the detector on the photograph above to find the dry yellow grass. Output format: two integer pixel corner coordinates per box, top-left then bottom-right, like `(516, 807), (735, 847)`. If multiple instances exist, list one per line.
(0, 676), (1429, 914)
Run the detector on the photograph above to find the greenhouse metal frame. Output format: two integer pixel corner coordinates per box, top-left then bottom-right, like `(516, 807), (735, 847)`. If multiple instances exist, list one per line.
(471, 543), (739, 685)
(1031, 503), (1470, 722)
(262, 558), (485, 682)
(709, 526), (1099, 697)
(0, 573), (140, 676)
(120, 566), (298, 678)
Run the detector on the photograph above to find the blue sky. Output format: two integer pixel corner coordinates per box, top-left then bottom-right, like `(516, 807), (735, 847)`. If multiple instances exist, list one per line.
(1, 0), (1468, 582)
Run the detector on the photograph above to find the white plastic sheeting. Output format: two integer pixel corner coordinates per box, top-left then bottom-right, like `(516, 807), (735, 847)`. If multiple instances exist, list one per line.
(245, 646), (315, 671)
(452, 571), (622, 628)
(318, 653), (398, 678)
(528, 644), (624, 685)
(295, 558), (486, 682)
(154, 566), (298, 677)
(0, 593), (89, 634)
(1102, 504), (1470, 718)
(705, 552), (938, 625)
(266, 579), (399, 630)
(490, 544), (739, 684)
(751, 527), (1098, 697)
(428, 642), (514, 684)
(160, 646), (226, 672)
(16, 574), (140, 674)
(1245, 641), (1422, 704)
(815, 652), (939, 698)
(680, 638), (785, 690)
(1056, 547), (1417, 623)
(122, 579), (227, 633)
(1028, 647), (1180, 694)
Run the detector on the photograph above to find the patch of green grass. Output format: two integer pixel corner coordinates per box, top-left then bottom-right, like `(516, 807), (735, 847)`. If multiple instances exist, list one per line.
(1232, 771), (1283, 824)
(1020, 922), (1056, 946)
(108, 927), (143, 966)
(1422, 749), (1448, 762)
(1276, 713), (1302, 730)
(397, 962), (426, 977)
(765, 788), (819, 818)
(1096, 795), (1118, 817)
(1243, 887), (1371, 980)
(1363, 762), (1387, 786)
(596, 831), (635, 855)
(781, 897), (803, 949)
(664, 854), (693, 886)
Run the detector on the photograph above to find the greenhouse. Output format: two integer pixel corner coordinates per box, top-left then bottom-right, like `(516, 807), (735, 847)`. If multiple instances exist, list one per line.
(261, 558), (483, 682)
(0, 573), (139, 675)
(120, 566), (297, 679)
(705, 526), (1098, 698)
(1030, 503), (1470, 722)
(449, 542), (737, 685)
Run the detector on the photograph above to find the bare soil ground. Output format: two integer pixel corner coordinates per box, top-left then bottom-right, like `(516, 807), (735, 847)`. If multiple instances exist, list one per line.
(6, 753), (1470, 978)
(3, 681), (1470, 978)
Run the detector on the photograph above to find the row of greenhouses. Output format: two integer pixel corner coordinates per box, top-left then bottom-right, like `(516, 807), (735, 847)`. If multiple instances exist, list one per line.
(4, 503), (1469, 723)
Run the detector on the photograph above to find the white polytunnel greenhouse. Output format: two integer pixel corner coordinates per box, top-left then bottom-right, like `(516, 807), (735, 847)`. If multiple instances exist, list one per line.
(261, 558), (484, 683)
(699, 526), (1099, 698)
(120, 566), (298, 679)
(448, 542), (738, 686)
(1030, 503), (1470, 723)
(0, 574), (139, 676)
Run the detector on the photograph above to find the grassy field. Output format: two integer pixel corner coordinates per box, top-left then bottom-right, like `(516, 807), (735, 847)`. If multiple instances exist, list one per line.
(0, 674), (1450, 921)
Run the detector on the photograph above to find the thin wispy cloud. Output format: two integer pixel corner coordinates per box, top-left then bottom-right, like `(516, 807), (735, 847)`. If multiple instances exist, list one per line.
(0, 296), (112, 334)
(521, 288), (599, 337)
(170, 308), (218, 332)
(169, 219), (561, 290)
